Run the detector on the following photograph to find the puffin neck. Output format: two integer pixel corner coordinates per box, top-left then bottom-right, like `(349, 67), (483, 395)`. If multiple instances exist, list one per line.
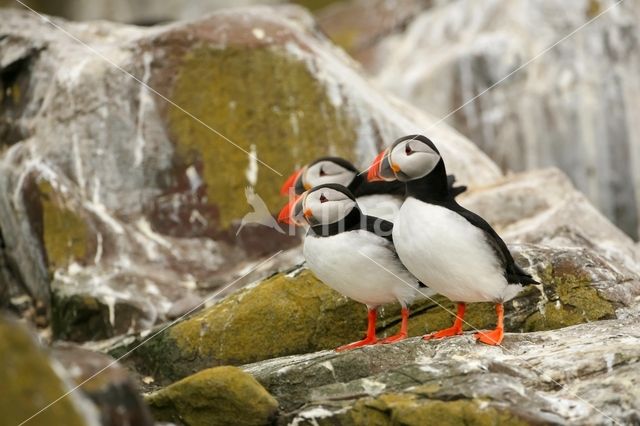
(405, 160), (453, 204)
(309, 207), (363, 237)
(349, 172), (406, 197)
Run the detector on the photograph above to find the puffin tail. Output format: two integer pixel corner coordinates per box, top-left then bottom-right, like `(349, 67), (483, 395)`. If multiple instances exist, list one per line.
(509, 264), (540, 286)
(446, 174), (467, 198)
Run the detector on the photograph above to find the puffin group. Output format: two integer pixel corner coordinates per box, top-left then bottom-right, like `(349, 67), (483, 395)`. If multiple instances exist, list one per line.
(278, 134), (538, 351)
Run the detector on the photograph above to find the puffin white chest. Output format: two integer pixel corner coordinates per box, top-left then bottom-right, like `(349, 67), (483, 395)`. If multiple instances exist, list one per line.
(356, 194), (403, 222)
(303, 230), (419, 307)
(393, 198), (510, 303)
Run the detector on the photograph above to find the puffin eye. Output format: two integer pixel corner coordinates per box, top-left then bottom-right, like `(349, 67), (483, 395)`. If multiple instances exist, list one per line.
(319, 166), (327, 177)
(405, 144), (413, 155)
(319, 194), (328, 203)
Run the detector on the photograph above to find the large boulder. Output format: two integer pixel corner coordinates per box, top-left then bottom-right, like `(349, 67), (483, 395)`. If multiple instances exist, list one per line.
(0, 314), (100, 426)
(0, 6), (499, 335)
(146, 366), (278, 426)
(0, 313), (153, 426)
(51, 344), (154, 426)
(0, 0), (343, 24)
(111, 241), (639, 386)
(316, 0), (431, 70)
(243, 318), (640, 425)
(340, 0), (640, 239)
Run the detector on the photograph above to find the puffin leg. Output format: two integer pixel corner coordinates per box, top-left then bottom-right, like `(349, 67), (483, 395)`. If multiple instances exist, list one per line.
(336, 308), (378, 351)
(423, 302), (465, 340)
(474, 303), (504, 345)
(380, 307), (409, 344)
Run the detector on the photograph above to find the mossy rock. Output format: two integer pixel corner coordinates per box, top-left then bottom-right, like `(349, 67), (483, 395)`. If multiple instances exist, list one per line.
(0, 315), (88, 426)
(165, 45), (356, 230)
(119, 246), (618, 385)
(37, 180), (93, 270)
(146, 366), (278, 426)
(123, 269), (365, 382)
(339, 394), (530, 426)
(522, 260), (615, 332)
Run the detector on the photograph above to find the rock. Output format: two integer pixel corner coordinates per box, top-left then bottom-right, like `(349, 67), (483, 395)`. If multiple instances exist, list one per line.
(0, 314), (100, 426)
(316, 0), (432, 70)
(111, 267), (365, 384)
(145, 365), (278, 426)
(363, 0), (640, 239)
(243, 319), (640, 425)
(0, 6), (499, 335)
(0, 0), (344, 24)
(459, 168), (640, 274)
(110, 242), (639, 386)
(51, 344), (154, 426)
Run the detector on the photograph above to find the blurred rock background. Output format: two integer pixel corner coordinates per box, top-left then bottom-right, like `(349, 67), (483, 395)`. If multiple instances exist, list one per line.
(3, 0), (638, 239)
(1, 1), (640, 425)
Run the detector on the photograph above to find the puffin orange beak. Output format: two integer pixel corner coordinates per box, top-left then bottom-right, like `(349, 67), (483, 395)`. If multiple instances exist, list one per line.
(280, 168), (305, 196)
(367, 149), (389, 182)
(303, 208), (313, 219)
(278, 194), (306, 225)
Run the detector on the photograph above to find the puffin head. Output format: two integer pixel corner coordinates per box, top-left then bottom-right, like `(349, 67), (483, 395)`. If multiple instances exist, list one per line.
(280, 157), (359, 196)
(278, 183), (358, 227)
(367, 135), (441, 183)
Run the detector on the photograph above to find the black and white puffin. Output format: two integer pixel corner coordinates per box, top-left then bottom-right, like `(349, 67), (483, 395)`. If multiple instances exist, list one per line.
(367, 135), (538, 345)
(280, 156), (466, 221)
(278, 183), (430, 351)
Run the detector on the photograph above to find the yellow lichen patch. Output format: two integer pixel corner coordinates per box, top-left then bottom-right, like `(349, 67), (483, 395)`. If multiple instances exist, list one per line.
(293, 0), (343, 11)
(327, 29), (359, 55)
(168, 46), (356, 229)
(586, 0), (601, 18)
(146, 366), (278, 426)
(523, 265), (614, 332)
(0, 316), (87, 426)
(343, 394), (528, 426)
(11, 83), (22, 104)
(38, 180), (91, 270)
(169, 269), (364, 365)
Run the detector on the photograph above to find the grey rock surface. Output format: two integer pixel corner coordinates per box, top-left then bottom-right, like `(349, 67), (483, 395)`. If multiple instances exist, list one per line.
(244, 319), (640, 425)
(363, 0), (640, 239)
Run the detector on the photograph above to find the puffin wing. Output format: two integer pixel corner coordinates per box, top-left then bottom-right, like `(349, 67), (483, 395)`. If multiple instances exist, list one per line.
(446, 174), (468, 198)
(452, 205), (537, 285)
(362, 215), (394, 244)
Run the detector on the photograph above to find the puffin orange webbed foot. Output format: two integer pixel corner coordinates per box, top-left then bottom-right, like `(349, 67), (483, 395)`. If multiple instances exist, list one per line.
(475, 304), (505, 345)
(422, 325), (463, 340)
(379, 332), (407, 344)
(336, 337), (378, 352)
(474, 328), (504, 345)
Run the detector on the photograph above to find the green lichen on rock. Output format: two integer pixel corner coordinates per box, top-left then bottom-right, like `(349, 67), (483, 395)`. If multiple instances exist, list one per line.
(38, 180), (91, 269)
(168, 46), (356, 228)
(146, 366), (278, 426)
(293, 0), (343, 11)
(0, 315), (87, 426)
(337, 395), (529, 426)
(523, 263), (615, 332)
(129, 269), (366, 381)
(124, 247), (620, 384)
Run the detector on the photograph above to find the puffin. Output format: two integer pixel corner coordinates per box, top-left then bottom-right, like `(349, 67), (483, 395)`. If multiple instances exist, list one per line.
(280, 156), (466, 221)
(278, 183), (430, 351)
(366, 135), (538, 345)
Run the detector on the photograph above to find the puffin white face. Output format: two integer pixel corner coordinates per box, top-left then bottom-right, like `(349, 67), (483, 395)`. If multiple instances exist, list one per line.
(303, 160), (357, 190)
(388, 138), (441, 182)
(303, 186), (357, 226)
